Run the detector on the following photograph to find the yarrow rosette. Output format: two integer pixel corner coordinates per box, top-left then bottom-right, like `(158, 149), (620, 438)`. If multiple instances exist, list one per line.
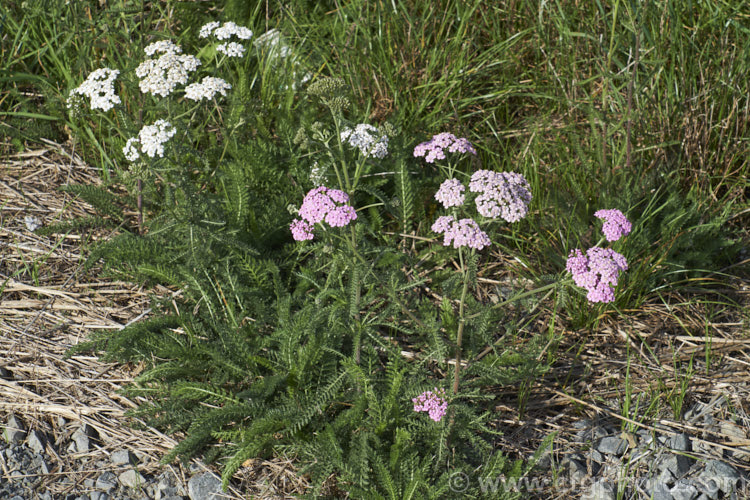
(431, 215), (491, 251)
(413, 132), (476, 163)
(566, 247), (628, 303)
(413, 388), (448, 422)
(469, 170), (532, 223)
(290, 186), (357, 241)
(594, 209), (632, 242)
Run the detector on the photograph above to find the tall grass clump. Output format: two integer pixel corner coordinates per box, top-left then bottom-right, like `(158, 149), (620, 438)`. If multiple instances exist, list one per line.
(5, 0), (747, 497)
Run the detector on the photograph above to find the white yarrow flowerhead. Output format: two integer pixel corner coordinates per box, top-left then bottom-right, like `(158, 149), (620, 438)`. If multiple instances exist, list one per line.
(184, 77), (232, 101)
(68, 68), (121, 112)
(199, 21), (221, 39)
(136, 42), (200, 98)
(340, 124), (389, 159)
(137, 120), (176, 158)
(216, 41), (245, 58)
(144, 40), (182, 56)
(212, 21), (253, 40)
(123, 137), (141, 162)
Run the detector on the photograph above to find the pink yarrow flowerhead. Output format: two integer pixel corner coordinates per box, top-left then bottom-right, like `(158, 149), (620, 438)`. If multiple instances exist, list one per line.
(434, 178), (466, 208)
(566, 247), (628, 303)
(594, 209), (632, 242)
(432, 216), (491, 251)
(469, 170), (532, 223)
(413, 132), (477, 163)
(291, 186), (357, 241)
(413, 388), (448, 422)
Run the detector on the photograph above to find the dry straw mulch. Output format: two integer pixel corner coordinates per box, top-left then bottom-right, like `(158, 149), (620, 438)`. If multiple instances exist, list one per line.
(0, 140), (307, 499)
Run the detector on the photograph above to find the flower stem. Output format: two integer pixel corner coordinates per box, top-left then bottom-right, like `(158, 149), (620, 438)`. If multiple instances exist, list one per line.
(453, 247), (471, 394)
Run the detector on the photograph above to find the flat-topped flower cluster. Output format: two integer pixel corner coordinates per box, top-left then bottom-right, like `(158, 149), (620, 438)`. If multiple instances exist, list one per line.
(67, 68), (121, 112)
(413, 132), (476, 163)
(412, 388), (448, 422)
(340, 124), (389, 159)
(290, 186), (358, 241)
(566, 209), (632, 303)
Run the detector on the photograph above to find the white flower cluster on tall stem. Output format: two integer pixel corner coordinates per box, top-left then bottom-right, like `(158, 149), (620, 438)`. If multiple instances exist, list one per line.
(136, 41), (200, 97)
(216, 42), (245, 58)
(199, 21), (253, 58)
(184, 77), (232, 101)
(340, 124), (389, 159)
(123, 120), (177, 160)
(68, 68), (121, 112)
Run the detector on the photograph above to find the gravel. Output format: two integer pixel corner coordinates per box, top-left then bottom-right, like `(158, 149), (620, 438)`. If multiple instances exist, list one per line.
(0, 413), (227, 500)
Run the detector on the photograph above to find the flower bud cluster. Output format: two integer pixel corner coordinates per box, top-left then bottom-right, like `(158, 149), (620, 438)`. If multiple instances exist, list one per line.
(413, 388), (448, 422)
(184, 76), (232, 101)
(290, 186), (357, 241)
(340, 124), (389, 159)
(136, 41), (200, 97)
(413, 132), (476, 163)
(469, 170), (532, 223)
(68, 68), (121, 112)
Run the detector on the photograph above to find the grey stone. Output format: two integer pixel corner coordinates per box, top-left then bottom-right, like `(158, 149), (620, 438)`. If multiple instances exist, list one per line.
(89, 493), (110, 500)
(72, 426), (93, 453)
(703, 460), (740, 493)
(26, 430), (47, 455)
(118, 469), (145, 489)
(581, 478), (616, 500)
(637, 429), (654, 446)
(155, 486), (179, 500)
(3, 415), (26, 444)
(671, 480), (699, 500)
(95, 472), (117, 493)
(649, 481), (675, 500)
(658, 467), (677, 486)
(589, 449), (604, 463)
(693, 478), (720, 500)
(669, 433), (692, 452)
(595, 436), (627, 456)
(188, 472), (223, 500)
(573, 419), (593, 429)
(111, 449), (138, 466)
(657, 453), (693, 478)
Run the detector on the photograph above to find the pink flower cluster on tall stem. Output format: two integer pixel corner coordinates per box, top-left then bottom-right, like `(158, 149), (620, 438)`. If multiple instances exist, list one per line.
(566, 247), (628, 303)
(290, 186), (357, 241)
(413, 132), (476, 163)
(469, 170), (532, 222)
(413, 388), (448, 422)
(594, 209), (632, 242)
(566, 209), (633, 303)
(431, 216), (491, 250)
